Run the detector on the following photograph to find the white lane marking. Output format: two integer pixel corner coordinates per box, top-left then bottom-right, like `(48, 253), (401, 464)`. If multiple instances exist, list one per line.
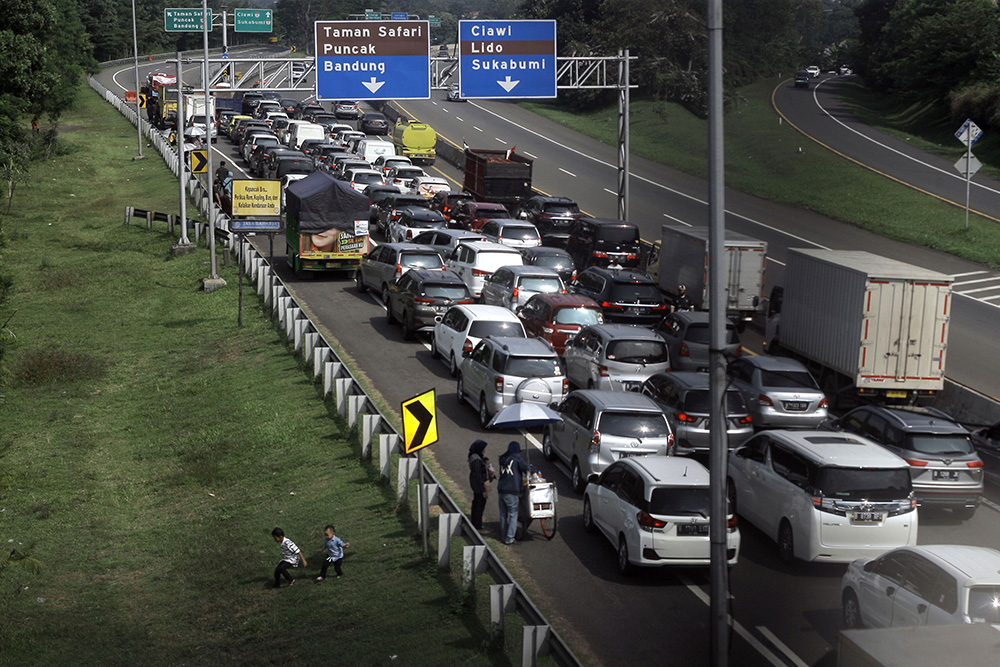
(495, 137), (507, 144)
(676, 575), (786, 667)
(432, 101), (438, 106)
(473, 126), (483, 132)
(456, 116), (464, 122)
(524, 152), (537, 159)
(983, 498), (1000, 514)
(811, 79), (1000, 199)
(559, 168), (577, 178)
(603, 188), (616, 195)
(953, 271), (990, 278)
(960, 285), (1000, 295)
(757, 626), (810, 667)
(663, 213), (691, 227)
(981, 295), (1000, 302)
(954, 276), (1000, 286)
(767, 257), (786, 267)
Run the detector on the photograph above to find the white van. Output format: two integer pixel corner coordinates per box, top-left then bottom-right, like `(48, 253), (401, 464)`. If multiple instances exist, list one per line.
(279, 119), (308, 146)
(288, 122), (325, 150)
(727, 430), (917, 563)
(356, 138), (396, 165)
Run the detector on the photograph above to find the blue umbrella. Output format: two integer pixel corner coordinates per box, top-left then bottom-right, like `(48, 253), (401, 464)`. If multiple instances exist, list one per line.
(486, 402), (562, 430)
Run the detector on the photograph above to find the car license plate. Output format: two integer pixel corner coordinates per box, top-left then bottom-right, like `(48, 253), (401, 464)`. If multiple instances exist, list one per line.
(677, 524), (709, 536)
(626, 307), (644, 315)
(618, 451), (643, 459)
(933, 469), (960, 481)
(886, 390), (907, 399)
(617, 381), (640, 391)
(851, 511), (883, 524)
(783, 401), (808, 411)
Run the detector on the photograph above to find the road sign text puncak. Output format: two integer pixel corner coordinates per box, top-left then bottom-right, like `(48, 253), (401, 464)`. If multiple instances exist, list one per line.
(315, 20), (430, 100)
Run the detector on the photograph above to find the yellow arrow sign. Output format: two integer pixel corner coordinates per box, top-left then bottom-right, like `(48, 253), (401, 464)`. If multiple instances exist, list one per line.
(401, 389), (438, 454)
(138, 94), (148, 109)
(189, 149), (208, 173)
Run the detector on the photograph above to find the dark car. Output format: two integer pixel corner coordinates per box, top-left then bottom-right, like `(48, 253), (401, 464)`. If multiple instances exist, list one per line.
(654, 310), (742, 371)
(278, 98), (299, 116)
(298, 139), (332, 157)
(386, 269), (473, 339)
(373, 193), (432, 235)
(517, 195), (584, 246)
(570, 267), (667, 325)
(253, 147), (302, 178)
(565, 217), (641, 270)
(360, 112), (390, 135)
(389, 208), (448, 243)
(334, 100), (361, 120)
(266, 156), (314, 180)
(239, 91), (265, 116)
(794, 70), (810, 89)
(452, 201), (509, 231)
(311, 144), (350, 171)
(970, 422), (1000, 486)
(294, 102), (325, 120)
(520, 247), (576, 284)
(517, 292), (604, 355)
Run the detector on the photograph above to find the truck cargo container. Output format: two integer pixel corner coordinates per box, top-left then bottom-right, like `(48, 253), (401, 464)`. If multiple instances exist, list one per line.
(284, 172), (371, 277)
(645, 225), (766, 329)
(764, 249), (952, 407)
(462, 147), (533, 209)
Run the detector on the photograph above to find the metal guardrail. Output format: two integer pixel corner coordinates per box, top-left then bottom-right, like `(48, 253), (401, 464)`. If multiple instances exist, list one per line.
(90, 58), (582, 667)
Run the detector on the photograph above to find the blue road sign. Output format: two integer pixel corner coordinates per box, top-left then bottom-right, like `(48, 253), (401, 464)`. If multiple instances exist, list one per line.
(391, 12), (408, 21)
(229, 219), (282, 232)
(458, 20), (557, 99)
(314, 20), (430, 101)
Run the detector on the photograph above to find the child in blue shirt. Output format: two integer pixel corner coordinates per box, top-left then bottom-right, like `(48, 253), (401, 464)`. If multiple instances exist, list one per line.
(316, 524), (350, 581)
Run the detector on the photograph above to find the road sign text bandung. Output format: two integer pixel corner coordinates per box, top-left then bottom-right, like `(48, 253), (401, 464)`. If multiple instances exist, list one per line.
(314, 21), (430, 100)
(459, 20), (556, 99)
(164, 8), (211, 32)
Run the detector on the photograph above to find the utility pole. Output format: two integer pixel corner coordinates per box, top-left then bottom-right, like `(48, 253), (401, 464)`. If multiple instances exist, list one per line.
(202, 0), (226, 292)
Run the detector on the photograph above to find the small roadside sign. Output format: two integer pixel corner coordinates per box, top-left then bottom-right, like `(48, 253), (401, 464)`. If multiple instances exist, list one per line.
(365, 11), (381, 20)
(189, 149), (208, 173)
(401, 389), (438, 454)
(955, 119), (983, 147)
(164, 8), (211, 32)
(138, 94), (148, 108)
(229, 218), (282, 232)
(231, 179), (281, 216)
(955, 154), (982, 178)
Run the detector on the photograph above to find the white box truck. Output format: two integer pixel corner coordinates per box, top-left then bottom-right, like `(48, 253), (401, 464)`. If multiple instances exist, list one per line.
(764, 249), (952, 407)
(645, 225), (767, 329)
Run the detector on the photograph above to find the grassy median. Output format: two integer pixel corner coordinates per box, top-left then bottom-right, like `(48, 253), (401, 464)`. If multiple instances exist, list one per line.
(523, 78), (1000, 270)
(0, 87), (508, 665)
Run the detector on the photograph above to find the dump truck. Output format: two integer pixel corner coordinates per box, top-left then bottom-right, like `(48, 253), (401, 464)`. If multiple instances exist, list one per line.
(764, 249), (952, 407)
(462, 147), (533, 210)
(284, 172), (371, 276)
(645, 224), (767, 329)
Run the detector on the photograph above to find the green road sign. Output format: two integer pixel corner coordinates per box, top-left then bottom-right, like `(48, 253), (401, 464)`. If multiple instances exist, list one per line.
(164, 8), (211, 32)
(365, 11), (380, 20)
(429, 18), (442, 27)
(234, 8), (272, 33)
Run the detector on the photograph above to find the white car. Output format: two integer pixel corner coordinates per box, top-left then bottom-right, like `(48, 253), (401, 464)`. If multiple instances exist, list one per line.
(388, 165), (428, 193)
(841, 545), (1000, 629)
(583, 457), (740, 574)
(445, 240), (524, 298)
(280, 173), (309, 212)
(344, 167), (385, 192)
(431, 304), (526, 376)
(372, 154), (413, 178)
(409, 175), (451, 199)
(806, 65), (821, 78)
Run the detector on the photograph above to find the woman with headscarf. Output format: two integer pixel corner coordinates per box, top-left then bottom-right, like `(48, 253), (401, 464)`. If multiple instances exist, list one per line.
(468, 439), (490, 530)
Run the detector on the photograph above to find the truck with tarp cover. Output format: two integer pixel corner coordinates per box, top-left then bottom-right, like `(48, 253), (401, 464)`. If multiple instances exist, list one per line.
(284, 172), (371, 276)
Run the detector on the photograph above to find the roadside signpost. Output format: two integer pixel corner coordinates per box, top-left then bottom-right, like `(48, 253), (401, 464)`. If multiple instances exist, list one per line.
(314, 20), (430, 100)
(955, 119), (984, 230)
(401, 388), (438, 554)
(234, 8), (272, 33)
(164, 8), (211, 32)
(458, 20), (556, 99)
(229, 179), (282, 326)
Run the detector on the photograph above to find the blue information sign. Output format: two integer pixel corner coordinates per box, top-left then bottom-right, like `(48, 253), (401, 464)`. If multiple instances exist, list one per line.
(391, 12), (408, 21)
(314, 20), (430, 101)
(458, 20), (557, 99)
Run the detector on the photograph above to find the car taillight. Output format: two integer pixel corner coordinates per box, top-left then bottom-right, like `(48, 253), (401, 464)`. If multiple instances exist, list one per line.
(462, 338), (474, 354)
(904, 458), (928, 467)
(395, 263), (403, 276)
(457, 299), (475, 304)
(737, 415), (753, 425)
(759, 394), (773, 407)
(542, 327), (554, 334)
(676, 412), (697, 423)
(626, 253), (639, 260)
(597, 365), (609, 377)
(967, 461), (984, 468)
(679, 343), (690, 357)
(601, 301), (623, 310)
(562, 378), (569, 393)
(592, 251), (609, 258)
(734, 348), (742, 357)
(818, 397), (828, 409)
(495, 376), (504, 393)
(590, 431), (601, 452)
(405, 230), (414, 240)
(414, 297), (434, 303)
(472, 269), (490, 277)
(637, 512), (667, 531)
(512, 287), (519, 299)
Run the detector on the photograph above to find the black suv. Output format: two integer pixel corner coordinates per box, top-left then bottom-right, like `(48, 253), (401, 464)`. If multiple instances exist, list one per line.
(565, 217), (641, 270)
(386, 269), (473, 339)
(821, 406), (983, 518)
(570, 267), (667, 325)
(517, 195), (583, 246)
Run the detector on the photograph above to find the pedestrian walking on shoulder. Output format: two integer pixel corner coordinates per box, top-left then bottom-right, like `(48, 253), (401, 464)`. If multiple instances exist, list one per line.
(272, 527), (307, 588)
(468, 439), (494, 530)
(497, 440), (530, 545)
(216, 160), (229, 184)
(316, 525), (349, 581)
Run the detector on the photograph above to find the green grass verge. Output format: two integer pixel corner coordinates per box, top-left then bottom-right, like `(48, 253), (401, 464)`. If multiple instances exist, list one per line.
(523, 78), (1000, 270)
(0, 87), (511, 666)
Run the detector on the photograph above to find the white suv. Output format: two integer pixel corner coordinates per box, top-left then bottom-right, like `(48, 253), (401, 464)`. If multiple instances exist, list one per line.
(445, 241), (524, 298)
(728, 430), (917, 563)
(431, 304), (525, 376)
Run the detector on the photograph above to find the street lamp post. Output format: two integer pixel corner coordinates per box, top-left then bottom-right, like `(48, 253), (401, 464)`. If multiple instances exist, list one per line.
(131, 0), (144, 160)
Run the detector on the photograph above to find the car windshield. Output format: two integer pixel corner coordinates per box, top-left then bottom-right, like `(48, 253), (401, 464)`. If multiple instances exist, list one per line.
(967, 586), (1000, 623)
(553, 308), (602, 326)
(903, 433), (975, 456)
(814, 467), (912, 501)
(649, 487), (711, 518)
(605, 340), (669, 364)
(353, 172), (383, 184)
(423, 284), (468, 300)
(519, 276), (562, 293)
(597, 227), (639, 245)
(681, 390), (747, 414)
(400, 253), (442, 268)
(608, 283), (661, 301)
(532, 255), (573, 271)
(759, 369), (819, 390)
(397, 168), (424, 178)
(468, 321), (525, 338)
(502, 228), (540, 241)
(543, 203), (580, 215)
(597, 412), (668, 439)
(480, 209), (507, 220)
(684, 323), (740, 345)
(408, 219), (445, 230)
(504, 356), (561, 377)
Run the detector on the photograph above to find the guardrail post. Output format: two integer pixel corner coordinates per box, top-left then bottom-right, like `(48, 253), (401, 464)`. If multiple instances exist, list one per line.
(146, 210), (153, 230)
(381, 434), (401, 483)
(437, 513), (462, 569)
(490, 584), (516, 641)
(323, 360), (342, 396)
(347, 395), (365, 429)
(124, 206), (133, 226)
(303, 332), (319, 363)
(361, 414), (381, 460)
(258, 266), (269, 297)
(284, 306), (301, 338)
(314, 347), (331, 379)
(293, 319), (309, 351)
(335, 378), (354, 417)
(522, 626), (551, 666)
(462, 545), (487, 595)
(420, 483), (440, 535)
(396, 453), (417, 498)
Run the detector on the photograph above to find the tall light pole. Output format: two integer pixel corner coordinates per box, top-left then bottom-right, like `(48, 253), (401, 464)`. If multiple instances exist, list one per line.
(202, 0), (224, 290)
(131, 0), (144, 160)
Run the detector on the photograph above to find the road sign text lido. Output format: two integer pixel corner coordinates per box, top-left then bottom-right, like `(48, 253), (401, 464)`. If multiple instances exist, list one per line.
(459, 20), (557, 99)
(314, 20), (430, 100)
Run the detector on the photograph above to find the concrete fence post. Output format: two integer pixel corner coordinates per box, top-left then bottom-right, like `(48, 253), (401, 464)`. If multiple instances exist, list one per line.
(303, 332), (319, 363)
(396, 453), (417, 499)
(347, 395), (365, 430)
(293, 319), (309, 351)
(462, 545), (488, 595)
(437, 513), (462, 569)
(381, 434), (401, 483)
(360, 414), (381, 460)
(323, 360), (342, 396)
(521, 626), (552, 666)
(420, 483), (440, 535)
(314, 348), (332, 380)
(490, 584), (517, 641)
(335, 378), (354, 417)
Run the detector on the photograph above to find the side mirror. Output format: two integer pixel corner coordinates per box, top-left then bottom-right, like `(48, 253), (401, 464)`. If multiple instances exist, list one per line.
(462, 349), (472, 358)
(587, 474), (600, 484)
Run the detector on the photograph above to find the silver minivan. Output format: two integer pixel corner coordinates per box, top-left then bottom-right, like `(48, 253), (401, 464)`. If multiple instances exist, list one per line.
(480, 265), (565, 311)
(543, 389), (674, 493)
(563, 324), (670, 392)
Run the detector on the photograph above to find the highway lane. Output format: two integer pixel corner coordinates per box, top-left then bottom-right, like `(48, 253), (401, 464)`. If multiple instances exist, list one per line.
(95, 63), (1000, 665)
